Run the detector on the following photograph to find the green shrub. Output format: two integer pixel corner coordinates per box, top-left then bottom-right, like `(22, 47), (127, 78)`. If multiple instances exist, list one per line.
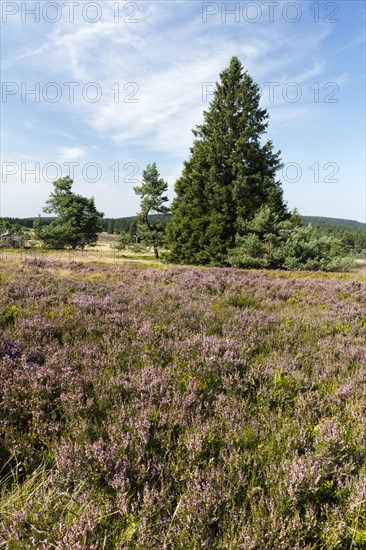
(227, 207), (355, 271)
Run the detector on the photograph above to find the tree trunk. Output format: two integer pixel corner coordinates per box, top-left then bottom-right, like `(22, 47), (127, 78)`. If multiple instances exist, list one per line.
(154, 247), (159, 260)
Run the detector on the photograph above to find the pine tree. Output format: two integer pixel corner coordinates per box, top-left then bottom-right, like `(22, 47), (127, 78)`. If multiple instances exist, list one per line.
(107, 219), (115, 234)
(38, 176), (103, 249)
(133, 163), (169, 260)
(167, 56), (287, 265)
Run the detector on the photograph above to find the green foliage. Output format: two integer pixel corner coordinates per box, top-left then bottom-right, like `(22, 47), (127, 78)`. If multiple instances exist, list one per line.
(225, 293), (261, 309)
(114, 231), (136, 251)
(35, 177), (103, 249)
(167, 56), (287, 265)
(302, 216), (365, 227)
(0, 217), (56, 229)
(107, 219), (115, 234)
(0, 304), (21, 327)
(0, 221), (27, 249)
(228, 206), (355, 271)
(99, 216), (144, 235)
(117, 163), (169, 259)
(10, 213), (361, 260)
(302, 218), (366, 257)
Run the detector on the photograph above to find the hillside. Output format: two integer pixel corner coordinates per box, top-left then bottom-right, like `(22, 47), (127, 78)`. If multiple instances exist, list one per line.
(302, 216), (365, 227)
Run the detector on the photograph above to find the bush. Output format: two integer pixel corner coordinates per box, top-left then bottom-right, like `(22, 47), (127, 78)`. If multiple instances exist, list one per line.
(0, 222), (27, 249)
(227, 207), (355, 271)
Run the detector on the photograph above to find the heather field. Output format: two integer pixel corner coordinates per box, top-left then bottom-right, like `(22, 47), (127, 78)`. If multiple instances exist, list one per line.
(0, 256), (366, 549)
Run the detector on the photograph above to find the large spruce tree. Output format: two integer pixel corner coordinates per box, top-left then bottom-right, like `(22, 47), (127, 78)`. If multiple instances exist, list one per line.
(166, 56), (287, 265)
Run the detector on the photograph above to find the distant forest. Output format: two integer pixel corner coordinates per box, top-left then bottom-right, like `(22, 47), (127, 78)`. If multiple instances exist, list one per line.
(1, 214), (365, 255)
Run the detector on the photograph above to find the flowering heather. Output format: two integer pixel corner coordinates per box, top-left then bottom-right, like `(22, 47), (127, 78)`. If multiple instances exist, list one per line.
(0, 258), (365, 548)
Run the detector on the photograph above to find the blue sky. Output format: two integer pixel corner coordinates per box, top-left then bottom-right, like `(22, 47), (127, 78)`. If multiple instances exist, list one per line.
(1, 0), (365, 221)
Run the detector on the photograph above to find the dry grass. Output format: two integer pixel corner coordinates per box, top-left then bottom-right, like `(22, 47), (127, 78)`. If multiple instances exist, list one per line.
(1, 233), (365, 281)
(0, 233), (158, 266)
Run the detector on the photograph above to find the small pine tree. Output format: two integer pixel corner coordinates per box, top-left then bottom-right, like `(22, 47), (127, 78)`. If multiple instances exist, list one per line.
(227, 206), (354, 271)
(107, 219), (115, 234)
(132, 163), (169, 260)
(0, 220), (27, 249)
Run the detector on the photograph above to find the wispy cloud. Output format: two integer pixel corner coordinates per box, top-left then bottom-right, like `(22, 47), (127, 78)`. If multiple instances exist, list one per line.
(2, 1), (364, 219)
(58, 146), (89, 162)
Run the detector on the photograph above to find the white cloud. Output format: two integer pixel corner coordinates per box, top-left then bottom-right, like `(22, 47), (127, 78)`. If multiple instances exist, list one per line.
(4, 1), (363, 218)
(6, 4), (332, 146)
(58, 146), (89, 162)
(16, 18), (332, 159)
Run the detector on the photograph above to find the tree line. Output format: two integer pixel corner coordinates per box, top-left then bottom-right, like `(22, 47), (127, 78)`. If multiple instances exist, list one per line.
(2, 214), (364, 259)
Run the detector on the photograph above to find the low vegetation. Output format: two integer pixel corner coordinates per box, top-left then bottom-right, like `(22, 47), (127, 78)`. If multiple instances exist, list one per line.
(0, 257), (365, 548)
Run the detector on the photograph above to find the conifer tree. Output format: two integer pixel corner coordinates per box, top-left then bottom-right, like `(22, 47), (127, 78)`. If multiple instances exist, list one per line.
(133, 163), (169, 260)
(36, 176), (103, 249)
(167, 56), (287, 265)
